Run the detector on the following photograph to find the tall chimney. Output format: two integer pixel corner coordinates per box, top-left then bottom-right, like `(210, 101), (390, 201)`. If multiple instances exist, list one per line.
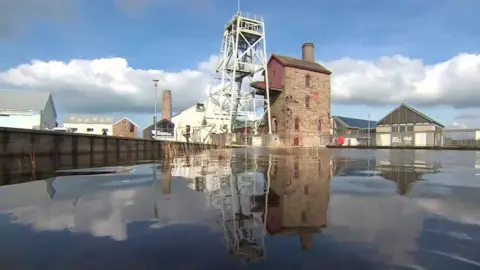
(162, 90), (172, 121)
(302, 43), (315, 62)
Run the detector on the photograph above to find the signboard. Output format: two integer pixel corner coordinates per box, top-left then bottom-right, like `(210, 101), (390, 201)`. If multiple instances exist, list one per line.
(391, 133), (414, 146)
(152, 130), (174, 138)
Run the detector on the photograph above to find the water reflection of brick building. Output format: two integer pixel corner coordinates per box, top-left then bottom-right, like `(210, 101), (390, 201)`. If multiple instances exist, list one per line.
(266, 150), (332, 249)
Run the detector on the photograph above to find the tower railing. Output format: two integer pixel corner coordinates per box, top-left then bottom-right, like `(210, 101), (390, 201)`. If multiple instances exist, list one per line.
(233, 11), (264, 22)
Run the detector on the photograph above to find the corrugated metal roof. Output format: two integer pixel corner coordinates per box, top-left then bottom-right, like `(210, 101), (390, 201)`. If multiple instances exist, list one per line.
(333, 116), (376, 129)
(64, 115), (114, 124)
(0, 89), (51, 112)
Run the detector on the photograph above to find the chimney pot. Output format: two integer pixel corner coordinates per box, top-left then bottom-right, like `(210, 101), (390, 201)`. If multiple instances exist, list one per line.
(302, 43), (315, 62)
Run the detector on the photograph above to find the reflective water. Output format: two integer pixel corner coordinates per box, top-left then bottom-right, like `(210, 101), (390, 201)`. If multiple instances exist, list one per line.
(1, 148), (480, 269)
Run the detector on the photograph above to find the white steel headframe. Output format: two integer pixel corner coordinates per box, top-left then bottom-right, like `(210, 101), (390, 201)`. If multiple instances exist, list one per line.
(203, 11), (272, 135)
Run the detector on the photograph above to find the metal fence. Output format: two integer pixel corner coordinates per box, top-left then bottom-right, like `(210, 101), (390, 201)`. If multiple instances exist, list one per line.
(443, 129), (480, 147)
(330, 128), (480, 148)
(210, 128), (480, 148)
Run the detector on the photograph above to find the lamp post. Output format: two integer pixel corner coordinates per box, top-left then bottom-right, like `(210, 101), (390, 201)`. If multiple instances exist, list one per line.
(367, 113), (371, 146)
(153, 79), (159, 140)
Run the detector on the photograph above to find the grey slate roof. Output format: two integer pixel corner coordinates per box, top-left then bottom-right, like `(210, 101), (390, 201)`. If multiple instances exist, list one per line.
(64, 115), (114, 124)
(0, 89), (51, 112)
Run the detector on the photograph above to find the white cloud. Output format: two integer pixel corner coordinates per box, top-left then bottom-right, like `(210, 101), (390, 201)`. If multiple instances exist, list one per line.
(0, 57), (216, 114)
(329, 53), (480, 107)
(1, 53), (480, 116)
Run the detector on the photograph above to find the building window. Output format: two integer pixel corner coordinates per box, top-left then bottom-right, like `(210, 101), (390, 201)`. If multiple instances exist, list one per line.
(129, 123), (135, 132)
(305, 96), (311, 108)
(196, 103), (205, 112)
(294, 117), (300, 131)
(272, 117), (277, 133)
(305, 75), (311, 88)
(293, 137), (300, 146)
(272, 70), (275, 77)
(87, 128), (94, 132)
(317, 119), (322, 131)
(406, 125), (414, 132)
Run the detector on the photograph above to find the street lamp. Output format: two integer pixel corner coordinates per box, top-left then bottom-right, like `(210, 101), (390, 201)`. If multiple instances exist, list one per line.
(367, 113), (371, 146)
(153, 79), (159, 140)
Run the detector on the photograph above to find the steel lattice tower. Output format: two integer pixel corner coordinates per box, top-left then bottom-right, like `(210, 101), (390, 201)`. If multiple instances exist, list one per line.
(202, 11), (272, 136)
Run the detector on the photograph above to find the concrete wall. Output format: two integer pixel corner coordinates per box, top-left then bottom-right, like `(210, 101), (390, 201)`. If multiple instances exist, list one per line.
(0, 127), (216, 158)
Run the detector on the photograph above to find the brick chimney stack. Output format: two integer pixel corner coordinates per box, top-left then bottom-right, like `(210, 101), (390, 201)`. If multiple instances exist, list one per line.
(302, 43), (315, 62)
(162, 90), (172, 121)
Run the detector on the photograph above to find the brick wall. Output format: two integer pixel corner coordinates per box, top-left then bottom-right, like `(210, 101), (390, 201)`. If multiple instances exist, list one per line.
(270, 67), (331, 147)
(113, 118), (138, 138)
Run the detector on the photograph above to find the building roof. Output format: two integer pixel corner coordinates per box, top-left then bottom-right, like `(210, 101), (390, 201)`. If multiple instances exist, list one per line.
(64, 115), (114, 124)
(0, 89), (52, 112)
(271, 54), (332, 75)
(377, 103), (444, 128)
(143, 118), (174, 131)
(333, 116), (376, 129)
(114, 117), (139, 127)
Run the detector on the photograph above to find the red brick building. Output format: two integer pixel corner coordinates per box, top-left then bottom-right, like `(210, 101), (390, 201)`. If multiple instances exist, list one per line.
(113, 117), (140, 138)
(253, 43), (332, 147)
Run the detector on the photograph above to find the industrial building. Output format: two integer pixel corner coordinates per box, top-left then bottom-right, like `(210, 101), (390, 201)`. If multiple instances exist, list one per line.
(376, 103), (444, 147)
(331, 116), (376, 146)
(63, 115), (114, 135)
(0, 89), (57, 130)
(251, 44), (332, 147)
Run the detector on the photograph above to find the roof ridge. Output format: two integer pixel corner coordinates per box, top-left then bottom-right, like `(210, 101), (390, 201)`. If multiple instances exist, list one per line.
(336, 115), (376, 121)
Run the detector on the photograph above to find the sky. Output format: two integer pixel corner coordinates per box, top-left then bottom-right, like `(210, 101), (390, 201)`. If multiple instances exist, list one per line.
(0, 0), (480, 129)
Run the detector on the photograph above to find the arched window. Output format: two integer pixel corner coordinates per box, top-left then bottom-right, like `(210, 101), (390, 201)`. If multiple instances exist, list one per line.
(294, 117), (300, 131)
(305, 96), (311, 108)
(293, 137), (300, 146)
(317, 119), (322, 132)
(272, 116), (277, 133)
(305, 75), (311, 88)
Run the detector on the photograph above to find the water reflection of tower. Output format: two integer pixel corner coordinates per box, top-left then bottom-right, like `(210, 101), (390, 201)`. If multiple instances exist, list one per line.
(216, 152), (268, 263)
(267, 150), (332, 250)
(182, 149), (265, 263)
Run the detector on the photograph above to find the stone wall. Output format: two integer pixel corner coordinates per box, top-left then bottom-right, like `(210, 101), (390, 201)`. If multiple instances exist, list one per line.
(271, 67), (331, 147)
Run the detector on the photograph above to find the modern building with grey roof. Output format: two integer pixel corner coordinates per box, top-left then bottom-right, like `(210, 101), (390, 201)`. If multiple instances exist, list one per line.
(376, 103), (444, 147)
(63, 115), (114, 135)
(0, 89), (57, 130)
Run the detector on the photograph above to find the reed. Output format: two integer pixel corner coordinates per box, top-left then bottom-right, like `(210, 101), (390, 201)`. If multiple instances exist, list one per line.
(29, 147), (36, 181)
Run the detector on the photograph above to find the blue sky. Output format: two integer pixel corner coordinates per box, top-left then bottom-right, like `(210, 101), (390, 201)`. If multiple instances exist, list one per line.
(0, 0), (480, 129)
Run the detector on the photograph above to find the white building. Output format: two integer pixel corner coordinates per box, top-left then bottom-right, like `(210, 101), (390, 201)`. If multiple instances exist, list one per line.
(0, 89), (57, 130)
(169, 101), (234, 143)
(63, 115), (114, 135)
